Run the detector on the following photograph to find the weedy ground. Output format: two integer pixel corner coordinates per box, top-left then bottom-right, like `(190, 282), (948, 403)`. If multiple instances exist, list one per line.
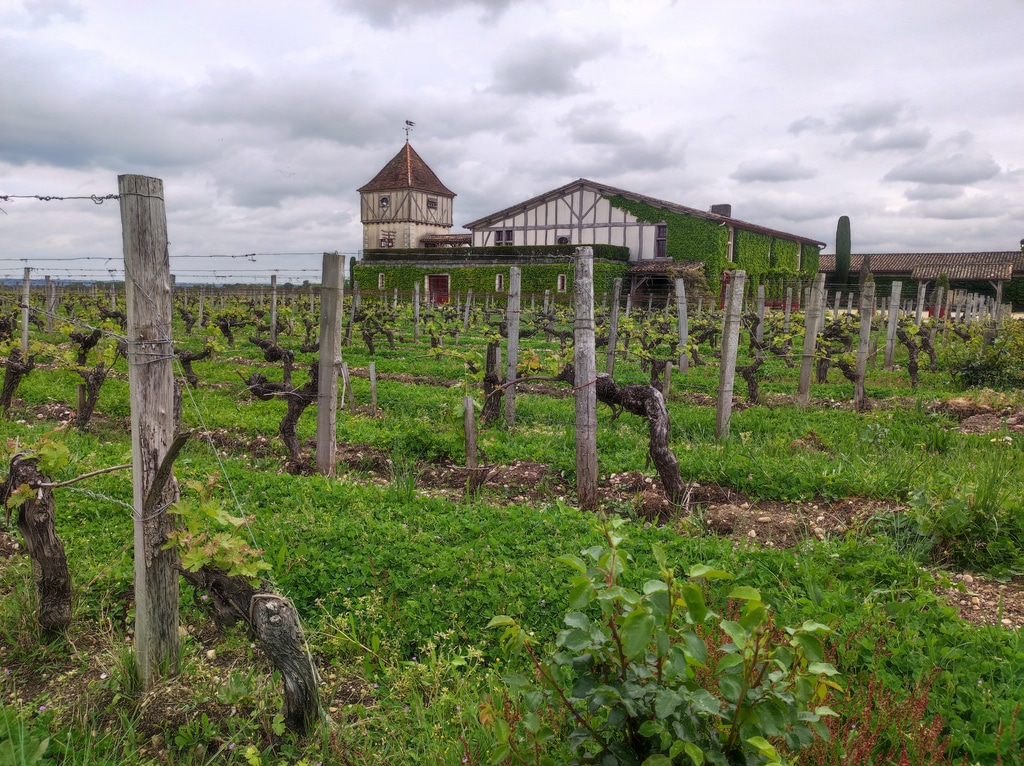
(1, 305), (1023, 765)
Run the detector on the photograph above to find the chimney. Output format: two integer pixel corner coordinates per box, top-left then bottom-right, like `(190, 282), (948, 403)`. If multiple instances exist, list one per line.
(710, 204), (732, 218)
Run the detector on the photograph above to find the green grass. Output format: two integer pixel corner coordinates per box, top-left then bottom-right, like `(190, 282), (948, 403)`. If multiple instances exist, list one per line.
(0, 298), (1022, 763)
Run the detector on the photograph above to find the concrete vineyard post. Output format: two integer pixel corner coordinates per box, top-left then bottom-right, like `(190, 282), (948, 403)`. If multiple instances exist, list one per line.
(854, 281), (875, 412)
(716, 270), (746, 439)
(884, 281), (902, 371)
(797, 273), (825, 407)
(674, 278), (689, 374)
(606, 278), (622, 375)
(504, 267), (522, 427)
(573, 247), (598, 510)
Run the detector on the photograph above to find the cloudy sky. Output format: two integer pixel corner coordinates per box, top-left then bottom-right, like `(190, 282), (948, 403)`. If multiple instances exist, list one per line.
(2, 0), (1022, 283)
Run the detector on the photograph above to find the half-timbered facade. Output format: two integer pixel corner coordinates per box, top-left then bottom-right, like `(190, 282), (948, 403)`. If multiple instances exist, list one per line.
(462, 178), (824, 267)
(357, 142), (468, 251)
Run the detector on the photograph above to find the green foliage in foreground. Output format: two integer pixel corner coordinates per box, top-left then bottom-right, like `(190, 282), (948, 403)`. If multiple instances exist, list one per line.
(486, 521), (839, 766)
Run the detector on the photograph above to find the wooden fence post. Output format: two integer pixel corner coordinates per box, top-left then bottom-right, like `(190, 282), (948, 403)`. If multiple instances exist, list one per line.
(716, 270), (746, 439)
(316, 253), (343, 476)
(504, 267), (522, 427)
(783, 287), (793, 332)
(369, 361), (377, 415)
(119, 174), (180, 689)
(573, 248), (598, 510)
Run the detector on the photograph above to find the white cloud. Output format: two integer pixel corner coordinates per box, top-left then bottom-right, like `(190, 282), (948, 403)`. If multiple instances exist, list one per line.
(730, 153), (817, 183)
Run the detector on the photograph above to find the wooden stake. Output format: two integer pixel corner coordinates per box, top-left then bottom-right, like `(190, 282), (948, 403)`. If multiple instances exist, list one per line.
(119, 174), (179, 689)
(315, 253), (343, 476)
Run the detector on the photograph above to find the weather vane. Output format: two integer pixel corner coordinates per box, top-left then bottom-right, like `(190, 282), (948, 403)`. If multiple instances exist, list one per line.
(404, 120), (415, 140)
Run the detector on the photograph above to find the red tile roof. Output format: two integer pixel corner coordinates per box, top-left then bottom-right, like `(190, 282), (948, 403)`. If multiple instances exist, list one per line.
(819, 252), (1024, 278)
(358, 142), (456, 196)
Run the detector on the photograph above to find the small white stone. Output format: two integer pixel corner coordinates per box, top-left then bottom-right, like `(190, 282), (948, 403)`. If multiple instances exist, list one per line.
(757, 516), (771, 523)
(206, 649), (216, 661)
(1001, 619), (1013, 626)
(747, 529), (757, 538)
(962, 574), (975, 585)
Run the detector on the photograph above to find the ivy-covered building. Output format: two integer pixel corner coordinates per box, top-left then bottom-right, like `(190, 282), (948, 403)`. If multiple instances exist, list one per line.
(462, 179), (826, 296)
(353, 151), (825, 302)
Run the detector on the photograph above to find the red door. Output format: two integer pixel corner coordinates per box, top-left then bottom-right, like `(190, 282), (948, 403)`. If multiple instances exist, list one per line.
(428, 274), (450, 304)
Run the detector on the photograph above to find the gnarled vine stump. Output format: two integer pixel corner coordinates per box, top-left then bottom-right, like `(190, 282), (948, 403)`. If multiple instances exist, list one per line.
(180, 566), (319, 734)
(0, 455), (71, 632)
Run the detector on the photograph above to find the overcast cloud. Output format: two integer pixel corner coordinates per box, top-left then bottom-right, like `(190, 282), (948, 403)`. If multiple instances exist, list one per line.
(1, 0), (1022, 283)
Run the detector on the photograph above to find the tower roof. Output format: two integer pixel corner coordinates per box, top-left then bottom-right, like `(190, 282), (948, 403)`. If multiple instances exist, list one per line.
(358, 142), (456, 197)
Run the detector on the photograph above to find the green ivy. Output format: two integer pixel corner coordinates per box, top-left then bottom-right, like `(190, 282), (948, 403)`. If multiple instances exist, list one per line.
(734, 230), (771, 282)
(772, 238), (800, 275)
(800, 244), (821, 279)
(351, 262), (630, 298)
(604, 196), (730, 292)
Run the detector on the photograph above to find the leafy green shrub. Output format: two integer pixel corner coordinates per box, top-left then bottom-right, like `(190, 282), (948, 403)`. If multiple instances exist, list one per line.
(948, 319), (1024, 389)
(485, 520), (839, 765)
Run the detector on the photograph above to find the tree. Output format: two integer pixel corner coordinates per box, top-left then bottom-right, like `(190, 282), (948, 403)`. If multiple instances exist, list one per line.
(835, 215), (852, 285)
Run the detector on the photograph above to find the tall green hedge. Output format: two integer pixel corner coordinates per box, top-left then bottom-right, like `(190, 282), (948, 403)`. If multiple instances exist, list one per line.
(362, 244), (630, 262)
(352, 262), (630, 298)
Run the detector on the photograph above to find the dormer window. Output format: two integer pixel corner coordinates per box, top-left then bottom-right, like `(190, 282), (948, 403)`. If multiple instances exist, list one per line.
(379, 196), (390, 211)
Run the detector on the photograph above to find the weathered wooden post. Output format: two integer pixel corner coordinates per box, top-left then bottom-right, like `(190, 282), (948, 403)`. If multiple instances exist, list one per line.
(269, 274), (278, 344)
(504, 267), (522, 427)
(716, 270), (746, 439)
(44, 276), (53, 333)
(783, 287), (793, 332)
(884, 281), (902, 371)
(674, 278), (689, 374)
(119, 174), (179, 689)
(20, 268), (30, 355)
(755, 284), (766, 361)
(413, 282), (421, 342)
(854, 281), (875, 412)
(316, 253), (343, 476)
(573, 248), (598, 510)
(796, 273), (825, 407)
(464, 395), (478, 470)
(463, 289), (473, 332)
(605, 278), (622, 375)
(369, 361), (377, 415)
(915, 282), (927, 326)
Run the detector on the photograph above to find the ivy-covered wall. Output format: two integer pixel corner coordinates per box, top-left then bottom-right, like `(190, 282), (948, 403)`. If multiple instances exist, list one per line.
(352, 261), (630, 298)
(733, 230), (771, 282)
(800, 244), (821, 279)
(604, 196), (730, 290)
(771, 238), (800, 276)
